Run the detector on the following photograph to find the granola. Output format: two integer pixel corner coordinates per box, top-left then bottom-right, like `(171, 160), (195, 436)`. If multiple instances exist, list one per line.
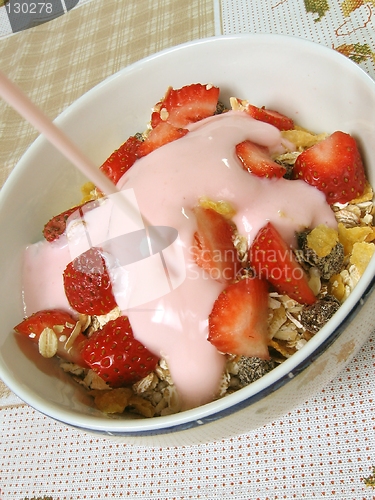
(16, 87), (375, 417)
(60, 177), (374, 417)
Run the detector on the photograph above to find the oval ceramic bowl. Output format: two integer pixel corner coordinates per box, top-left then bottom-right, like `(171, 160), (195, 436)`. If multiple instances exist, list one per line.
(1, 34), (375, 447)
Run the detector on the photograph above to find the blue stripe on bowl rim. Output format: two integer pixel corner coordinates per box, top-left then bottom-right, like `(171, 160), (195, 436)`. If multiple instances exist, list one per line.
(46, 274), (375, 438)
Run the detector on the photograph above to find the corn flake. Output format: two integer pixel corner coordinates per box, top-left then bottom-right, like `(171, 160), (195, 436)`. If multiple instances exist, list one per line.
(338, 222), (373, 256)
(306, 224), (339, 258)
(128, 395), (156, 418)
(280, 127), (327, 151)
(268, 338), (296, 358)
(199, 197), (236, 219)
(94, 387), (133, 414)
(80, 181), (101, 203)
(350, 242), (375, 276)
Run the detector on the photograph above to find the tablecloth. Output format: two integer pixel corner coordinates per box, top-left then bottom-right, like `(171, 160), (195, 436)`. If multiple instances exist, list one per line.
(215, 0), (375, 80)
(1, 0), (375, 498)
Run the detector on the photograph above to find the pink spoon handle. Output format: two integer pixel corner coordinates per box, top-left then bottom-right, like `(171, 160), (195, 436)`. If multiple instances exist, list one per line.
(0, 69), (119, 196)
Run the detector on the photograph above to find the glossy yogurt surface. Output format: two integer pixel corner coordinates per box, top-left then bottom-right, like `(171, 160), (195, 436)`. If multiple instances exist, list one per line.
(22, 111), (337, 409)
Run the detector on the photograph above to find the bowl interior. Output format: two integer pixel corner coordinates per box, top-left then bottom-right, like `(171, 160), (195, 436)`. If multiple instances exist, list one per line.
(1, 34), (375, 435)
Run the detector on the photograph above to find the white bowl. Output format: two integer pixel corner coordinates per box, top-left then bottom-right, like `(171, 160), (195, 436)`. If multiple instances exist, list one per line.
(1, 34), (375, 446)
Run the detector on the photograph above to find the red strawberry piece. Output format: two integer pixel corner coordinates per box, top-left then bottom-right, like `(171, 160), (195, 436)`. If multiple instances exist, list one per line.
(137, 122), (188, 158)
(43, 201), (95, 243)
(63, 247), (117, 315)
(245, 104), (294, 131)
(249, 222), (316, 305)
(82, 316), (159, 387)
(99, 135), (142, 184)
(151, 83), (220, 129)
(14, 309), (88, 366)
(208, 277), (270, 359)
(192, 206), (241, 283)
(235, 140), (287, 179)
(293, 131), (366, 204)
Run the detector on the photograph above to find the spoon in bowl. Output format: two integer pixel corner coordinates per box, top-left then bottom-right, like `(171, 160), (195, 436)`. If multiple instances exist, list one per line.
(0, 69), (174, 257)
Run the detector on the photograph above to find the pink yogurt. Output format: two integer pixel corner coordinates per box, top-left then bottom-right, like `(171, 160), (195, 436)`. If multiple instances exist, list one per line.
(22, 110), (337, 410)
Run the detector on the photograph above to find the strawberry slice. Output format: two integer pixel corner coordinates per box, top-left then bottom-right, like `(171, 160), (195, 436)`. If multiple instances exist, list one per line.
(63, 247), (117, 315)
(14, 309), (88, 366)
(99, 135), (142, 184)
(249, 222), (316, 305)
(208, 277), (270, 359)
(43, 201), (95, 242)
(245, 104), (294, 131)
(151, 83), (220, 129)
(82, 316), (159, 387)
(192, 206), (241, 283)
(235, 140), (287, 179)
(137, 122), (188, 157)
(293, 131), (366, 204)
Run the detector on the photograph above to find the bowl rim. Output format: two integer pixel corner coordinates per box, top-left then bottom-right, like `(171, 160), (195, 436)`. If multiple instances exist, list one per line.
(1, 32), (375, 436)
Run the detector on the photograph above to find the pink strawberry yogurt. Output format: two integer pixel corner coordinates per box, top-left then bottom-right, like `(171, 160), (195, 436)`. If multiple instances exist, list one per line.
(22, 110), (337, 410)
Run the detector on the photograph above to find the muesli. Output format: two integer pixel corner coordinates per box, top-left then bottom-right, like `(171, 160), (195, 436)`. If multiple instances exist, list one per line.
(14, 83), (375, 417)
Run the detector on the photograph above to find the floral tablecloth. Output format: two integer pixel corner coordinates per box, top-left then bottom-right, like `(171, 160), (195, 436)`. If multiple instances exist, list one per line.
(1, 0), (375, 498)
(216, 0), (375, 79)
